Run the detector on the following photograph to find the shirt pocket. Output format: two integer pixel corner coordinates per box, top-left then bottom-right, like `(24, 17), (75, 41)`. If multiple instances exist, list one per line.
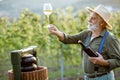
(90, 42), (100, 52)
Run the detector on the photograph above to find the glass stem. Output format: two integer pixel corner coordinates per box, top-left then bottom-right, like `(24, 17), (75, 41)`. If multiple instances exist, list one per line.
(47, 15), (50, 25)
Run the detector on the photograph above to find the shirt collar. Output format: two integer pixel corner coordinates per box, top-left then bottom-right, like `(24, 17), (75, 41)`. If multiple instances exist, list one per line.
(99, 29), (108, 37)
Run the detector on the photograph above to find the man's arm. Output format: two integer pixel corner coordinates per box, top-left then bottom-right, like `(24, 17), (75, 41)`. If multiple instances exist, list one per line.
(48, 25), (64, 41)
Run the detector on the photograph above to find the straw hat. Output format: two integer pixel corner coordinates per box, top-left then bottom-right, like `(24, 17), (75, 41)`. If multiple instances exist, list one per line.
(86, 5), (112, 29)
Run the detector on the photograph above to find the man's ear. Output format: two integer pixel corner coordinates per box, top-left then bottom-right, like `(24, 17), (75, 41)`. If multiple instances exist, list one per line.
(100, 19), (107, 26)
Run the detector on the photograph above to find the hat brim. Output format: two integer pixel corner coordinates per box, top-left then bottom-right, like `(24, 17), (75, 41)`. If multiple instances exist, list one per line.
(86, 7), (112, 29)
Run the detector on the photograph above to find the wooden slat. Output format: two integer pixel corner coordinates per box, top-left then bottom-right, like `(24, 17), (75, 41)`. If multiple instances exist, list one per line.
(8, 66), (48, 80)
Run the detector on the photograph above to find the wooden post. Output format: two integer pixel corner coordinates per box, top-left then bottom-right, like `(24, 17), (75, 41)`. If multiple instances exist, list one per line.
(11, 50), (21, 80)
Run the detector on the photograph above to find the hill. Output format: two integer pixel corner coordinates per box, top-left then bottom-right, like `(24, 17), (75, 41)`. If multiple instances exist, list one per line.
(0, 0), (119, 18)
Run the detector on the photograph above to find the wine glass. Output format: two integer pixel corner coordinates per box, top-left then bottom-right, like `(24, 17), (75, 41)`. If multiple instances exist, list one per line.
(43, 3), (53, 28)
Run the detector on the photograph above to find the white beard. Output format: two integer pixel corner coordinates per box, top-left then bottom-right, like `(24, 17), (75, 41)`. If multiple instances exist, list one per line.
(88, 23), (98, 30)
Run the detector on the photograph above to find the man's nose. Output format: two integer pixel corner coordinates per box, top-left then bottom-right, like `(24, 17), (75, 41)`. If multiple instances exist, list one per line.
(88, 17), (92, 23)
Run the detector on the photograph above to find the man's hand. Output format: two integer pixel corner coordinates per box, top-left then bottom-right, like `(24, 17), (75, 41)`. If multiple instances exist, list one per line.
(48, 24), (64, 41)
(48, 24), (59, 35)
(89, 52), (109, 66)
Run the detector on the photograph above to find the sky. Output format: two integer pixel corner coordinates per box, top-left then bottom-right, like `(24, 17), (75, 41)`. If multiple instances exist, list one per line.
(0, 0), (79, 17)
(0, 0), (119, 18)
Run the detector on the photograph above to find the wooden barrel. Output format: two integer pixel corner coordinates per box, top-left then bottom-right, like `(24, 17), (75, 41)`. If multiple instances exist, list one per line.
(8, 66), (48, 80)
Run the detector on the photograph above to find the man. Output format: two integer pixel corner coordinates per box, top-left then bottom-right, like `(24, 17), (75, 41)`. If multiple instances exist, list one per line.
(48, 5), (120, 80)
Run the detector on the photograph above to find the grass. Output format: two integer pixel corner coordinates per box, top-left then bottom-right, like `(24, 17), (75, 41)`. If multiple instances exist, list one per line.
(48, 66), (84, 80)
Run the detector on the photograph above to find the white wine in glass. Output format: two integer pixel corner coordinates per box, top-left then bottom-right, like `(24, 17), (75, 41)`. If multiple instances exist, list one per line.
(43, 3), (53, 28)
